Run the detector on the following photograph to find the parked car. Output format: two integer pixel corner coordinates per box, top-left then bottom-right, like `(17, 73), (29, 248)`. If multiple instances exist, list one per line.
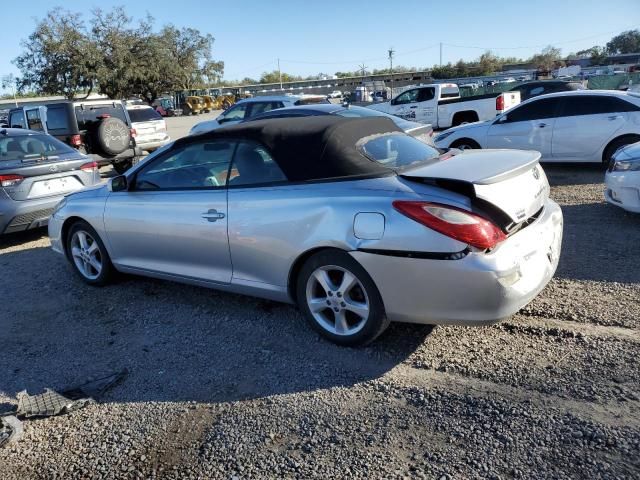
(49, 116), (562, 346)
(126, 105), (170, 152)
(509, 80), (585, 101)
(327, 90), (343, 99)
(248, 103), (435, 145)
(605, 141), (640, 213)
(188, 95), (329, 135)
(0, 128), (100, 235)
(367, 83), (521, 128)
(6, 100), (141, 174)
(433, 90), (640, 164)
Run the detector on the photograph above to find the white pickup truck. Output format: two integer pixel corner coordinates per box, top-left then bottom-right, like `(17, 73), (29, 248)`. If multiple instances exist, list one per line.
(367, 83), (521, 129)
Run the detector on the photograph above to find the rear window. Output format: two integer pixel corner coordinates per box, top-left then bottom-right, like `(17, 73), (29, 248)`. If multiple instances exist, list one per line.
(0, 134), (76, 161)
(75, 103), (129, 130)
(358, 133), (441, 169)
(294, 97), (330, 106)
(127, 108), (163, 123)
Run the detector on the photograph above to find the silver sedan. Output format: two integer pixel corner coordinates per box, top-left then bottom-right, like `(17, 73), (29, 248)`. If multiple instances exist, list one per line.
(49, 117), (563, 346)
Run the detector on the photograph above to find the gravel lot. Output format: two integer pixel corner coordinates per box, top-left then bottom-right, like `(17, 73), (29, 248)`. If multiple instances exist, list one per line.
(1, 148), (639, 477)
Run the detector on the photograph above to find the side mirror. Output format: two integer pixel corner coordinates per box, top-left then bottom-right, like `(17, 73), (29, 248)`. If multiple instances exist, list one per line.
(109, 175), (128, 192)
(496, 115), (508, 124)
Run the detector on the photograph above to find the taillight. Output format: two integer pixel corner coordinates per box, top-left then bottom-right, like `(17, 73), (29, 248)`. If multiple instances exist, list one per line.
(130, 128), (137, 138)
(393, 201), (506, 250)
(80, 161), (98, 173)
(0, 174), (24, 187)
(70, 134), (83, 147)
(496, 95), (504, 111)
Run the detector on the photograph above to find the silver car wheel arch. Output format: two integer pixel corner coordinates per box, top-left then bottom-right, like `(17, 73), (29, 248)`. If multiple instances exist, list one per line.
(305, 265), (370, 336)
(70, 230), (102, 280)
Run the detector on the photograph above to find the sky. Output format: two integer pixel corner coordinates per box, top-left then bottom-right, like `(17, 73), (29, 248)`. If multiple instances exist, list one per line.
(1, 0), (639, 93)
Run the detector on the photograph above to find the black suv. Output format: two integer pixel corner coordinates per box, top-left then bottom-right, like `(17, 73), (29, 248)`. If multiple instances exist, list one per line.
(4, 99), (142, 173)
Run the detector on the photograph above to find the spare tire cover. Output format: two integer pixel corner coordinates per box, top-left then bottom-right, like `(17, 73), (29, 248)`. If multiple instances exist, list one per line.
(95, 117), (130, 156)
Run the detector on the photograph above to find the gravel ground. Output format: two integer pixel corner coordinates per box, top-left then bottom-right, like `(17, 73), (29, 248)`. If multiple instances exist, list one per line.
(0, 164), (639, 479)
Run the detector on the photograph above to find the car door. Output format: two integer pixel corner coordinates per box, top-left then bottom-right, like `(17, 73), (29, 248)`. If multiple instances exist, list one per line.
(226, 140), (291, 287)
(552, 95), (632, 162)
(390, 89), (420, 121)
(103, 139), (235, 283)
(415, 87), (436, 124)
(216, 103), (249, 127)
(485, 97), (560, 159)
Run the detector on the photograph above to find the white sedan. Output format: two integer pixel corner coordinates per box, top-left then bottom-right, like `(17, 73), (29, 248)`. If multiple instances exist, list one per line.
(605, 141), (640, 213)
(434, 90), (640, 165)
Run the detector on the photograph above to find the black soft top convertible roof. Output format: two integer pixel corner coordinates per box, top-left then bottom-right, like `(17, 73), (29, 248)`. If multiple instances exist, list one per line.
(183, 116), (403, 182)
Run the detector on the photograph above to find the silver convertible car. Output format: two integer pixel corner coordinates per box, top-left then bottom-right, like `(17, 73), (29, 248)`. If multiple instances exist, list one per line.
(49, 117), (563, 346)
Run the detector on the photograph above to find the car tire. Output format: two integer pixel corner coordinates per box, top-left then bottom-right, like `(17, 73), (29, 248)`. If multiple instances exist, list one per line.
(66, 221), (114, 286)
(603, 135), (640, 167)
(296, 249), (389, 347)
(450, 138), (481, 150)
(95, 117), (130, 156)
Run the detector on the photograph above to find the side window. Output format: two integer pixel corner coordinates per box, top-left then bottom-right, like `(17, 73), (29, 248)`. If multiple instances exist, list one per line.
(9, 110), (26, 129)
(248, 102), (280, 118)
(505, 98), (559, 122)
(229, 141), (287, 187)
(417, 88), (435, 102)
(46, 107), (68, 131)
(133, 140), (235, 191)
(219, 104), (248, 122)
(394, 89), (419, 105)
(529, 86), (545, 97)
(26, 109), (44, 131)
(561, 96), (640, 116)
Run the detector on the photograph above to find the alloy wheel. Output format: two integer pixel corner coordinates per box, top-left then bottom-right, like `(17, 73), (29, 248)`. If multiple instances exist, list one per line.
(305, 265), (370, 336)
(70, 230), (103, 280)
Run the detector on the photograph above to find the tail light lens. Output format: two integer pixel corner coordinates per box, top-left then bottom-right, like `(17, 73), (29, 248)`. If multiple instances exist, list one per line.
(0, 174), (24, 187)
(130, 128), (137, 138)
(80, 161), (98, 173)
(393, 201), (506, 250)
(70, 134), (83, 147)
(496, 95), (504, 111)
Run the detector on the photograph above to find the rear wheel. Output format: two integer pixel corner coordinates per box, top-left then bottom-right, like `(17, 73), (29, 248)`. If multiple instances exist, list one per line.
(66, 221), (114, 286)
(450, 138), (481, 150)
(296, 250), (389, 346)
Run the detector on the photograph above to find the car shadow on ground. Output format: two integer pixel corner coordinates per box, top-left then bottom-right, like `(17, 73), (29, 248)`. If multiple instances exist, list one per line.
(555, 201), (640, 283)
(544, 163), (606, 186)
(0, 228), (48, 250)
(0, 242), (433, 407)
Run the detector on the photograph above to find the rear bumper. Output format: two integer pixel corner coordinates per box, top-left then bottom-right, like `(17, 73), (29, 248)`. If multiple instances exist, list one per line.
(0, 194), (64, 235)
(136, 135), (170, 152)
(351, 199), (563, 325)
(605, 171), (640, 213)
(89, 147), (142, 167)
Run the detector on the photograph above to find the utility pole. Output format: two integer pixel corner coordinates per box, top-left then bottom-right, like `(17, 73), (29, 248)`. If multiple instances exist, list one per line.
(388, 47), (395, 97)
(439, 42), (443, 66)
(358, 63), (368, 77)
(277, 58), (283, 90)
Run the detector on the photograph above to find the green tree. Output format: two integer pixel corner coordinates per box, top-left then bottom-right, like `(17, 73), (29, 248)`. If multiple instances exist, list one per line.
(606, 29), (640, 54)
(576, 46), (608, 66)
(529, 46), (564, 72)
(13, 10), (100, 99)
(259, 70), (302, 84)
(477, 51), (501, 76)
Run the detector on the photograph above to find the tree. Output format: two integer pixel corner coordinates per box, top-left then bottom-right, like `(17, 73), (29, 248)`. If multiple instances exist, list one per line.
(576, 46), (608, 66)
(606, 30), (640, 55)
(477, 51), (501, 76)
(259, 70), (302, 84)
(529, 46), (563, 72)
(13, 10), (100, 99)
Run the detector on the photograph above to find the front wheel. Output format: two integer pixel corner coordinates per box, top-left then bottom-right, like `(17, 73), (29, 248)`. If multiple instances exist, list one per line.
(66, 221), (114, 286)
(450, 138), (481, 150)
(296, 250), (389, 346)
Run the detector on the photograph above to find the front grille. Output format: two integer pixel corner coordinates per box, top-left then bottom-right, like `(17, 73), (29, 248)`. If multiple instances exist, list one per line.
(6, 208), (54, 230)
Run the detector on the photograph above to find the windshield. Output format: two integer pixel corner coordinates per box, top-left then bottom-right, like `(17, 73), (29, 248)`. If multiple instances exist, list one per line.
(336, 106), (419, 131)
(0, 134), (77, 161)
(358, 133), (441, 169)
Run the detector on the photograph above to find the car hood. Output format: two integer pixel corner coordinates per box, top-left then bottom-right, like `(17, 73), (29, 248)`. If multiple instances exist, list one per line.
(190, 119), (221, 135)
(401, 149), (548, 225)
(438, 119), (492, 135)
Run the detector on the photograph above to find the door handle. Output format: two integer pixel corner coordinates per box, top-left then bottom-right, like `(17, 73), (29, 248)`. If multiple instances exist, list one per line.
(201, 209), (225, 222)
(608, 115), (621, 121)
(537, 123), (547, 128)
(410, 106), (417, 109)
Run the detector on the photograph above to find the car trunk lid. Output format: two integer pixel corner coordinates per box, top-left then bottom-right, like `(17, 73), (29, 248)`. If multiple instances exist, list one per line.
(400, 149), (549, 228)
